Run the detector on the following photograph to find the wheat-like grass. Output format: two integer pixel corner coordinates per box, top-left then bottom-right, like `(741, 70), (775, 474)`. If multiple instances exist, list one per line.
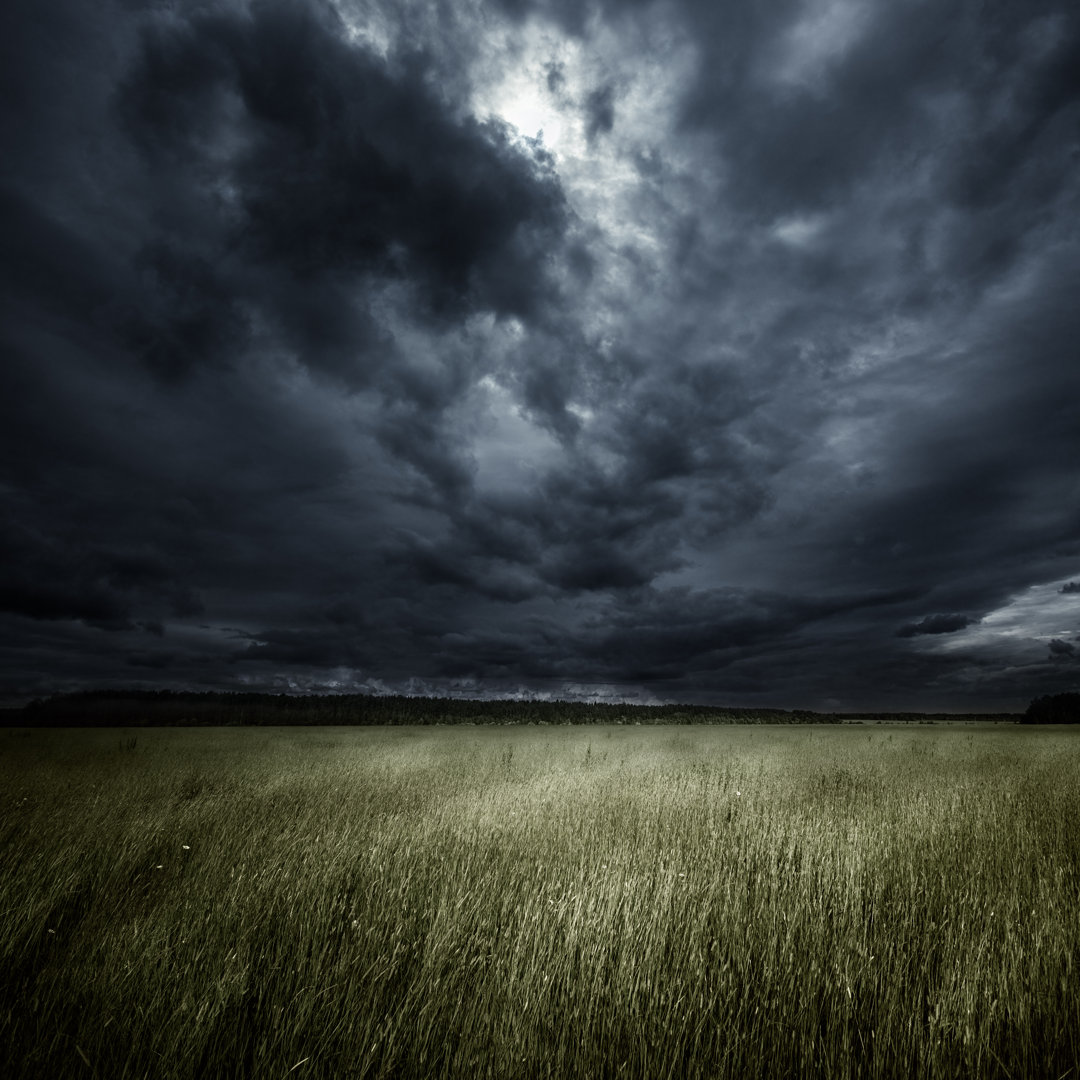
(1, 723), (1077, 1078)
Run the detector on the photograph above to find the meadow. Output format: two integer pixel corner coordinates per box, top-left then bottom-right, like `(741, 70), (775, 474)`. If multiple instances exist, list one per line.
(1, 723), (1077, 1078)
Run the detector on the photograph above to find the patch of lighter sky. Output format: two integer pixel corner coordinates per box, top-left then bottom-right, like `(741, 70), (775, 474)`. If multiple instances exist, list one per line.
(487, 65), (572, 152)
(762, 0), (872, 92)
(771, 213), (829, 248)
(328, 0), (395, 58)
(471, 11), (704, 249)
(466, 7), (718, 446)
(470, 375), (564, 496)
(934, 578), (1080, 655)
(819, 415), (878, 474)
(843, 316), (931, 378)
(470, 21), (585, 160)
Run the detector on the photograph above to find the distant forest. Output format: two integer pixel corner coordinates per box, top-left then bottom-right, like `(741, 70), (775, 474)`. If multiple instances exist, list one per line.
(0, 689), (1044, 727)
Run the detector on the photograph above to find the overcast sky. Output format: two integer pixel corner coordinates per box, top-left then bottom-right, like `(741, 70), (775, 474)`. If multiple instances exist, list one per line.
(3, 0), (1079, 710)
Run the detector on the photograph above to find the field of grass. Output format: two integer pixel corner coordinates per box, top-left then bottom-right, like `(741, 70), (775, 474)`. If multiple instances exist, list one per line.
(2, 723), (1078, 1078)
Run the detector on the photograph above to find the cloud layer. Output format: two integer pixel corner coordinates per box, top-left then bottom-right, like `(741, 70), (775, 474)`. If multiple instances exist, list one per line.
(3, 0), (1079, 709)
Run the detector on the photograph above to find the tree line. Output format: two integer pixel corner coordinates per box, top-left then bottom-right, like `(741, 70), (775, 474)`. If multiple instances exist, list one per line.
(1022, 693), (1080, 723)
(3, 689), (1025, 727)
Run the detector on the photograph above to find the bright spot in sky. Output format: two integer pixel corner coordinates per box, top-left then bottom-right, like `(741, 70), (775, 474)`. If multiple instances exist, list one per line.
(934, 577), (1080, 656)
(491, 75), (566, 148)
(566, 401), (595, 424)
(469, 24), (585, 161)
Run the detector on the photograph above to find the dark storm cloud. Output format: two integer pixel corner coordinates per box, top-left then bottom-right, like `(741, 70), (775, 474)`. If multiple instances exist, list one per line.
(792, 250), (1080, 631)
(127, 651), (175, 669)
(114, 0), (568, 343)
(584, 84), (616, 144)
(897, 614), (976, 639)
(2, 0), (1079, 710)
(664, 0), (1080, 228)
(545, 62), (567, 94)
(0, 495), (204, 632)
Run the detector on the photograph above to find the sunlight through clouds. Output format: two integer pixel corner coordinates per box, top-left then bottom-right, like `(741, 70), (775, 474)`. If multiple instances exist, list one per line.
(470, 23), (583, 160)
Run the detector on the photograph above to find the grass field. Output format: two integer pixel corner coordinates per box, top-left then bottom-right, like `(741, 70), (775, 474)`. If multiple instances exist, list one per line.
(2, 723), (1078, 1078)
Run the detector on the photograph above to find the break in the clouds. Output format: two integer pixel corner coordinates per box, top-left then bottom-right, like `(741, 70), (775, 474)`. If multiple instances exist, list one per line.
(2, 0), (1079, 710)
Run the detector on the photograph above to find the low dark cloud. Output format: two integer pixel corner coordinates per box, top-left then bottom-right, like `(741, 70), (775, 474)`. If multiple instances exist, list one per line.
(897, 614), (977, 639)
(2, 0), (1078, 710)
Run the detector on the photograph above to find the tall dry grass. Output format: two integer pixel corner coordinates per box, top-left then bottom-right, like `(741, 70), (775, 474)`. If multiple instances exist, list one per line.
(1, 723), (1077, 1078)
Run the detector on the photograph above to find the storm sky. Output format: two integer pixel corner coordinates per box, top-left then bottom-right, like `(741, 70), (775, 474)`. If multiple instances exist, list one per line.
(3, 0), (1079, 710)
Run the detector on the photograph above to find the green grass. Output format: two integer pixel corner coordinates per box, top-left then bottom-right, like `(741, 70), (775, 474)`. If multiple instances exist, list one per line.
(2, 723), (1078, 1078)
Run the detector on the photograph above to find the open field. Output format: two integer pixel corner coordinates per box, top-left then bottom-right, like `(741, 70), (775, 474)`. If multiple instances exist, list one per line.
(2, 724), (1078, 1078)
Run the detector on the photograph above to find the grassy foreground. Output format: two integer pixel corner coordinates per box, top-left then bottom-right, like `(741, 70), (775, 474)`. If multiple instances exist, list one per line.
(1, 724), (1078, 1079)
